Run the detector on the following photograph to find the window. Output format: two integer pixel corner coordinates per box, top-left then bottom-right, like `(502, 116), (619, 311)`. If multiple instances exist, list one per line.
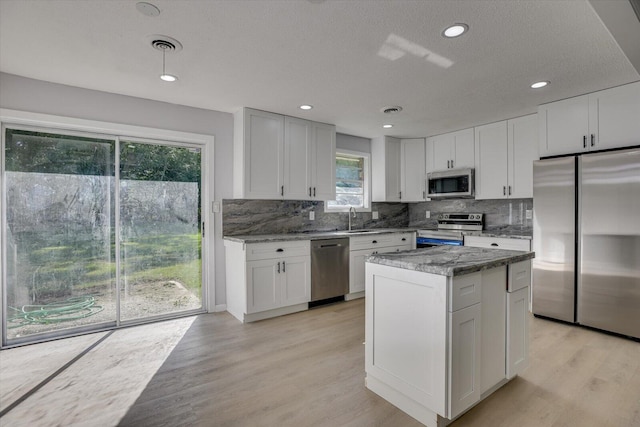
(325, 150), (371, 212)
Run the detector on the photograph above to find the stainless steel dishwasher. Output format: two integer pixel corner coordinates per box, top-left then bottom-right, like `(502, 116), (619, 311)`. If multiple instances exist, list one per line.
(311, 238), (350, 302)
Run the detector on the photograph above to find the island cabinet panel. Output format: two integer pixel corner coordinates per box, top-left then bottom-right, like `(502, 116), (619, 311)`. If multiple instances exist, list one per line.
(365, 264), (448, 415)
(365, 255), (533, 427)
(480, 267), (507, 394)
(507, 286), (529, 378)
(448, 303), (481, 419)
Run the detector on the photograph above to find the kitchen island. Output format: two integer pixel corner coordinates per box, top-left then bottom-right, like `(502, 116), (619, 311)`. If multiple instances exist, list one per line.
(365, 246), (535, 427)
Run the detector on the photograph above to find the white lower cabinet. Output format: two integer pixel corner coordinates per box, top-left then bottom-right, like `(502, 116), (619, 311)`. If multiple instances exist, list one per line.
(225, 239), (311, 322)
(365, 260), (532, 427)
(506, 260), (530, 378)
(448, 303), (481, 419)
(348, 232), (415, 297)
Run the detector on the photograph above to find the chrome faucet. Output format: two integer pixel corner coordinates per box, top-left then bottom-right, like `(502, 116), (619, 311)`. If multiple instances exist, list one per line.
(348, 207), (357, 231)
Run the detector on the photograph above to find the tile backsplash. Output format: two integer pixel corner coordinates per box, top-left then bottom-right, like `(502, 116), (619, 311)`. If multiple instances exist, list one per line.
(408, 198), (533, 234)
(222, 198), (533, 236)
(222, 200), (409, 236)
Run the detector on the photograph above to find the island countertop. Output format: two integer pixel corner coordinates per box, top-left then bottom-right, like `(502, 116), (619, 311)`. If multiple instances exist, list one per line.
(366, 246), (534, 277)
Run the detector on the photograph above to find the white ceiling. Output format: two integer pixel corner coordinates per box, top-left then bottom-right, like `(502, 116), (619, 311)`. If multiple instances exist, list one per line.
(1, 0), (639, 139)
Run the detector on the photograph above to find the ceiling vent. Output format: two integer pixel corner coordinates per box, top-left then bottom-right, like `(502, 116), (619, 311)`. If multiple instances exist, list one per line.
(147, 35), (183, 53)
(381, 106), (403, 114)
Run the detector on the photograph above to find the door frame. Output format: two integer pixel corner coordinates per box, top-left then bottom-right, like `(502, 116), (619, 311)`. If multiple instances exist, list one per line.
(0, 108), (214, 348)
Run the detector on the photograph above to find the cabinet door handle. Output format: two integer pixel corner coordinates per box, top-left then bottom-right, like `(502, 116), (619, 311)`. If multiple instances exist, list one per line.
(309, 187), (312, 197)
(591, 133), (595, 147)
(402, 238), (406, 241)
(372, 240), (378, 244)
(491, 243), (499, 247)
(447, 160), (450, 169)
(277, 262), (281, 273)
(508, 185), (512, 195)
(503, 186), (506, 196)
(451, 160), (454, 168)
(422, 190), (425, 199)
(399, 191), (402, 200)
(313, 187), (316, 197)
(282, 261), (285, 273)
(281, 185), (284, 196)
(276, 248), (284, 252)
(583, 135), (586, 148)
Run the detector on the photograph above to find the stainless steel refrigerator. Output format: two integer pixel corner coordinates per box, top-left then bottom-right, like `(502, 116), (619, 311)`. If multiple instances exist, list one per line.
(532, 148), (640, 339)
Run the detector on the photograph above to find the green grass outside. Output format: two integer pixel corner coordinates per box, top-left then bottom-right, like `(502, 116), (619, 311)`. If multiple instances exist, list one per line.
(9, 231), (202, 301)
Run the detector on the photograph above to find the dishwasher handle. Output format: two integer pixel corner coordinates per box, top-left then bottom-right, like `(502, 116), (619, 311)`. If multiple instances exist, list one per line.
(320, 243), (343, 248)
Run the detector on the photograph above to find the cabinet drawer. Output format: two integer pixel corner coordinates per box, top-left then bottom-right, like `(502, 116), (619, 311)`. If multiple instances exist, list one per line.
(390, 232), (415, 246)
(464, 235), (530, 251)
(350, 232), (414, 250)
(246, 240), (310, 261)
(349, 234), (395, 250)
(449, 272), (482, 312)
(508, 260), (531, 292)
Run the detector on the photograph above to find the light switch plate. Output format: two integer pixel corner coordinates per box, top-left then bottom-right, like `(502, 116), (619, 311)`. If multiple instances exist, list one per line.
(372, 211), (379, 220)
(526, 209), (533, 220)
(212, 201), (221, 213)
(425, 210), (430, 219)
(309, 211), (315, 220)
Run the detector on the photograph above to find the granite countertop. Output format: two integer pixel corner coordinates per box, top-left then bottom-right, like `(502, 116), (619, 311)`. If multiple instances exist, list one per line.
(224, 228), (418, 243)
(366, 246), (535, 277)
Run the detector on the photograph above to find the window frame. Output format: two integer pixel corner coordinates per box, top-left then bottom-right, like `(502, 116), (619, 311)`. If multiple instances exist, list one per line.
(324, 149), (371, 213)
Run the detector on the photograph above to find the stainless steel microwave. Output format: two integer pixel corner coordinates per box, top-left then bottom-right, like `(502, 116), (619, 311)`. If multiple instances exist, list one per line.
(427, 168), (475, 199)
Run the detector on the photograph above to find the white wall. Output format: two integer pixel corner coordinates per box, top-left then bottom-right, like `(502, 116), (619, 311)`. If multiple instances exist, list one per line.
(337, 132), (370, 153)
(0, 73), (233, 310)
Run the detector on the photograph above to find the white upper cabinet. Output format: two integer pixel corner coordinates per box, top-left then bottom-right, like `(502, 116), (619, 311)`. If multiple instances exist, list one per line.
(508, 114), (539, 198)
(310, 122), (336, 201)
(372, 136), (402, 202)
(284, 116), (313, 200)
(475, 121), (508, 199)
(475, 114), (538, 199)
(400, 138), (427, 201)
(590, 82), (640, 151)
(539, 81), (640, 157)
(234, 108), (336, 200)
(234, 108), (284, 199)
(426, 128), (474, 172)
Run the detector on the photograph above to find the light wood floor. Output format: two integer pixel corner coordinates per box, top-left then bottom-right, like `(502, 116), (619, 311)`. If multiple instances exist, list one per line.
(119, 299), (640, 427)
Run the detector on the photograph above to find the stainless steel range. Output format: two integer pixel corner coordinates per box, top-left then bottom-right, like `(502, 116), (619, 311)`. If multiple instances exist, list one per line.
(417, 213), (483, 247)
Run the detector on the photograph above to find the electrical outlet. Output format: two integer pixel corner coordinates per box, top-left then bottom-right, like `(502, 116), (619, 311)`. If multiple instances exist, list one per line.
(372, 211), (379, 220)
(526, 209), (533, 220)
(425, 210), (430, 219)
(212, 201), (221, 213)
(309, 211), (315, 221)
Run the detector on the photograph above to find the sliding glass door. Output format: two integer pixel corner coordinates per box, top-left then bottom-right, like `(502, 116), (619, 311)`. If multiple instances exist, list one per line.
(119, 141), (202, 321)
(2, 126), (204, 346)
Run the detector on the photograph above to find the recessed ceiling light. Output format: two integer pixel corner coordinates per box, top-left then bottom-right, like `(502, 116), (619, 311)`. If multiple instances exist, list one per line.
(443, 24), (469, 38)
(299, 105), (313, 110)
(136, 2), (161, 17)
(383, 124), (393, 129)
(160, 74), (177, 82)
(531, 81), (549, 89)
